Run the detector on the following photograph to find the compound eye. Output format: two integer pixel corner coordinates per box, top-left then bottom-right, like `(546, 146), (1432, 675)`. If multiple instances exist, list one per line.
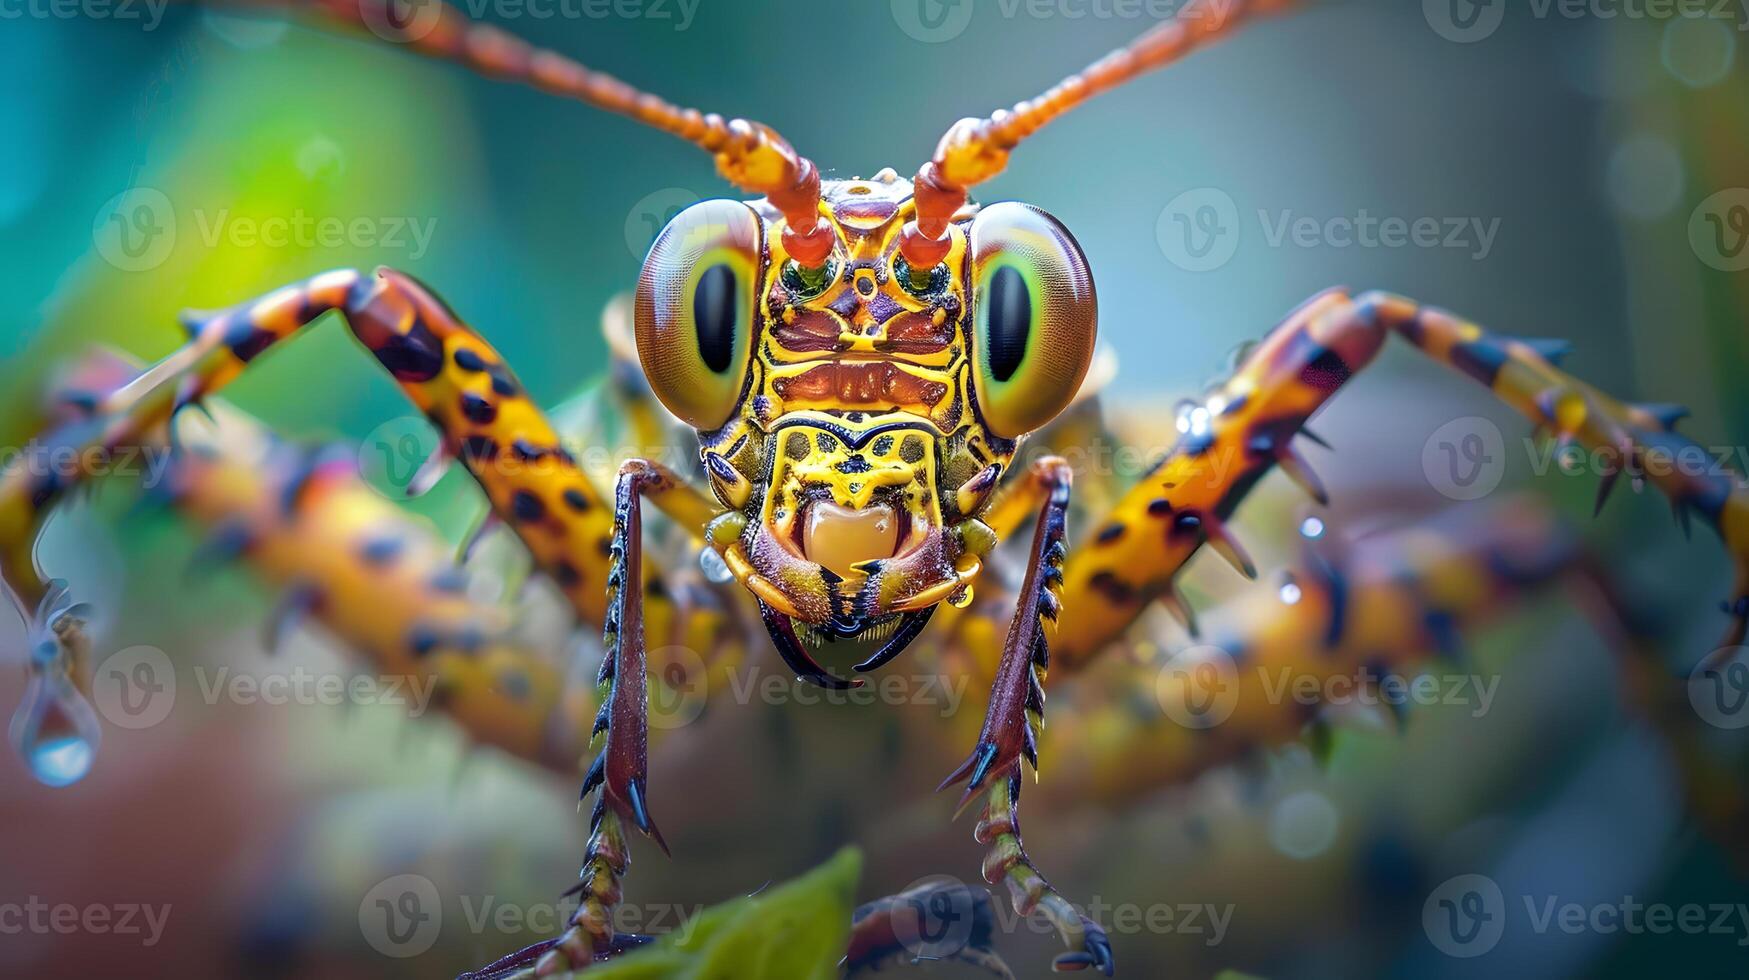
(635, 199), (763, 431)
(968, 202), (1097, 438)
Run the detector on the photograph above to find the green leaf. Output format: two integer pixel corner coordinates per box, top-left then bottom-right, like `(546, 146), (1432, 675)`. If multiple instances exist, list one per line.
(560, 847), (861, 980)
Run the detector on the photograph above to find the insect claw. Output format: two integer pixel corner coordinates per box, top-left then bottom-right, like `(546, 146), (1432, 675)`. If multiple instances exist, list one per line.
(1594, 467), (1621, 517)
(1161, 587), (1199, 637)
(1275, 444), (1329, 505)
(1672, 497), (1694, 540)
(176, 309), (216, 339)
(1298, 426), (1333, 450)
(1201, 514), (1257, 580)
(1632, 402), (1689, 431)
(263, 582), (323, 653)
(458, 512), (503, 564)
(186, 521), (255, 580)
(1518, 337), (1574, 366)
(625, 778), (670, 856)
(406, 443), (451, 497)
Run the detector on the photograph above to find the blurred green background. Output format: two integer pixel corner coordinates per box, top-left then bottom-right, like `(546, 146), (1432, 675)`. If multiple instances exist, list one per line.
(2, 1), (1748, 978)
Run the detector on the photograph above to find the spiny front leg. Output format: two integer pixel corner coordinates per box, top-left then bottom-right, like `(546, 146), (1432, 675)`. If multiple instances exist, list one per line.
(536, 459), (720, 976)
(1378, 294), (1749, 653)
(1055, 288), (1749, 671)
(1055, 289), (1376, 668)
(941, 457), (1112, 975)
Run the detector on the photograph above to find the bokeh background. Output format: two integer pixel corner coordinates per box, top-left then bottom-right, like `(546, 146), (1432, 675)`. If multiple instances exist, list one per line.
(3, 1), (1749, 977)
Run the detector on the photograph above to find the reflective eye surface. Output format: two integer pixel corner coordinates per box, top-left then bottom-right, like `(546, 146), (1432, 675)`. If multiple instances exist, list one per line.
(967, 202), (1097, 438)
(635, 200), (763, 431)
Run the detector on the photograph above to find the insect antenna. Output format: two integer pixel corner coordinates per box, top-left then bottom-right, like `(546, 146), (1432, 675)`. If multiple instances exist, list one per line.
(235, 0), (835, 266)
(897, 0), (1298, 270)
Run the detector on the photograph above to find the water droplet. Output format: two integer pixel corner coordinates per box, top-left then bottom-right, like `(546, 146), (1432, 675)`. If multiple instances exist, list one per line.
(1299, 516), (1326, 540)
(1606, 134), (1685, 222)
(698, 547), (734, 584)
(1662, 16), (1735, 89)
(1279, 581), (1303, 605)
(1270, 789), (1339, 860)
(9, 671), (101, 787)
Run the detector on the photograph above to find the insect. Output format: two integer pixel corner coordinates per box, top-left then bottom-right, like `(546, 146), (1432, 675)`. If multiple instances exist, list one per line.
(7, 0), (1749, 975)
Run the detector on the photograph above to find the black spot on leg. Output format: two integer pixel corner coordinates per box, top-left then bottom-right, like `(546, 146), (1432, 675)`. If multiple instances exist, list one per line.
(563, 488), (592, 512)
(554, 560), (582, 587)
(225, 319), (278, 363)
(498, 670), (531, 701)
(1449, 341), (1508, 387)
(1089, 571), (1136, 605)
(372, 319), (445, 382)
(359, 535), (404, 566)
(407, 625), (441, 657)
(1147, 498), (1173, 517)
(460, 392), (497, 424)
(489, 368), (519, 397)
(512, 490), (546, 522)
(453, 348), (487, 373)
(459, 435), (498, 463)
(1299, 348), (1351, 392)
(1095, 522), (1127, 545)
(429, 567), (469, 594)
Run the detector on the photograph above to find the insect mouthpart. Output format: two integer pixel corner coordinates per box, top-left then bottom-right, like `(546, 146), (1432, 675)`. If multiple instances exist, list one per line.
(799, 498), (905, 579)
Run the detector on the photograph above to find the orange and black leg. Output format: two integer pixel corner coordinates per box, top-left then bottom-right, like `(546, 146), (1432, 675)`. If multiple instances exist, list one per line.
(9, 269), (714, 971)
(1054, 289), (1749, 673)
(941, 456), (1113, 974)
